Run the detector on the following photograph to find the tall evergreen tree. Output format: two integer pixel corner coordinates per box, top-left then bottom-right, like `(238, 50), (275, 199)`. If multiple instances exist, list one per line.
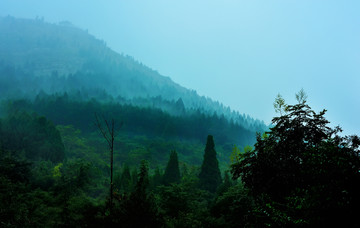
(151, 166), (163, 189)
(163, 150), (180, 185)
(216, 171), (234, 196)
(199, 135), (222, 193)
(119, 164), (131, 193)
(121, 160), (161, 227)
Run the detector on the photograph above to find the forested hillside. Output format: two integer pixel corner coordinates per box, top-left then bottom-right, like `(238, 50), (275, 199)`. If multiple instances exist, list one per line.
(0, 17), (262, 226)
(1, 16), (358, 227)
(0, 16), (267, 132)
(1, 91), (359, 227)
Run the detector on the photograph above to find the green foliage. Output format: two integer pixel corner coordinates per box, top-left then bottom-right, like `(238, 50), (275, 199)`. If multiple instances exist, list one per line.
(52, 159), (98, 227)
(5, 95), (253, 169)
(0, 152), (31, 184)
(211, 183), (255, 227)
(0, 16), (268, 137)
(0, 112), (65, 162)
(113, 164), (138, 196)
(157, 174), (212, 227)
(273, 93), (287, 115)
(230, 145), (254, 165)
(118, 164), (132, 193)
(30, 160), (55, 190)
(295, 88), (308, 104)
(216, 170), (235, 197)
(61, 192), (99, 227)
(6, 85), (360, 226)
(199, 135), (222, 193)
(0, 153), (60, 227)
(231, 94), (360, 226)
(17, 94), (255, 146)
(229, 145), (241, 163)
(112, 160), (162, 227)
(52, 163), (63, 178)
(162, 150), (181, 185)
(151, 166), (163, 189)
(135, 160), (150, 194)
(54, 159), (92, 193)
(56, 125), (94, 159)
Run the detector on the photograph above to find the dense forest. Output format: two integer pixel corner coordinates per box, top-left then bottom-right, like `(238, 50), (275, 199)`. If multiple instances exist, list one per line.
(1, 16), (360, 227)
(0, 16), (267, 133)
(2, 91), (360, 227)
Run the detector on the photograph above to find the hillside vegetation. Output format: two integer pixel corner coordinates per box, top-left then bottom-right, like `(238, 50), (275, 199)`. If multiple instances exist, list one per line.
(0, 16), (266, 133)
(5, 16), (358, 227)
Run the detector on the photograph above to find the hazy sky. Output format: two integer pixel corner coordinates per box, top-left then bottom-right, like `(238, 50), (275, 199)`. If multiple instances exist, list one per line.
(1, 0), (360, 135)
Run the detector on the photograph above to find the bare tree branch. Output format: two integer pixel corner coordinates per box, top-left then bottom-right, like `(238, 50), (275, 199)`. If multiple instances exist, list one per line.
(94, 112), (121, 215)
(94, 113), (111, 146)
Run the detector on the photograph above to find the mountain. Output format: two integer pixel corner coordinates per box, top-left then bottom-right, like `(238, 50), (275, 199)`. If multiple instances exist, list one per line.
(0, 16), (267, 133)
(0, 17), (266, 225)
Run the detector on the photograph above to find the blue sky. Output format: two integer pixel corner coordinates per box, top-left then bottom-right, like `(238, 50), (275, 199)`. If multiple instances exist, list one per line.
(1, 0), (360, 135)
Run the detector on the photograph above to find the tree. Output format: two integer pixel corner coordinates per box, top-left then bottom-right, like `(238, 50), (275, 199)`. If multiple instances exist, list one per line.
(95, 114), (120, 213)
(199, 135), (222, 193)
(53, 159), (93, 226)
(0, 112), (65, 162)
(162, 150), (180, 185)
(157, 171), (212, 227)
(114, 164), (132, 194)
(273, 93), (287, 116)
(151, 166), (163, 189)
(216, 170), (234, 196)
(175, 98), (185, 115)
(121, 160), (162, 227)
(231, 91), (360, 226)
(211, 183), (255, 227)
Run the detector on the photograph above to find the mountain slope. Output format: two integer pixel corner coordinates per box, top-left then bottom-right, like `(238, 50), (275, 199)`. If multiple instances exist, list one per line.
(0, 16), (267, 132)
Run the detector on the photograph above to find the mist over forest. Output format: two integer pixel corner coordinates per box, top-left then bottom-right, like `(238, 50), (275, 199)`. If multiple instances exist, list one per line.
(0, 14), (359, 227)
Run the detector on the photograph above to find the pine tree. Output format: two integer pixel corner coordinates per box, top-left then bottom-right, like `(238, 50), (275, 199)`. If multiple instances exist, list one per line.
(163, 150), (180, 185)
(151, 166), (163, 188)
(175, 98), (186, 115)
(216, 171), (234, 196)
(199, 135), (222, 193)
(121, 160), (161, 227)
(119, 164), (131, 193)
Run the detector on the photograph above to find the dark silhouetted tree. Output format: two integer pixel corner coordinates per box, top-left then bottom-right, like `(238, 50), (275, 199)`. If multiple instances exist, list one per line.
(231, 91), (360, 226)
(162, 150), (180, 185)
(95, 114), (120, 213)
(216, 170), (234, 196)
(119, 164), (131, 193)
(151, 166), (163, 189)
(199, 135), (222, 193)
(121, 160), (162, 227)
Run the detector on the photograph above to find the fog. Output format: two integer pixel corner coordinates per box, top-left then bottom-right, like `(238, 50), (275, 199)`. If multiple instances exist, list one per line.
(1, 0), (359, 135)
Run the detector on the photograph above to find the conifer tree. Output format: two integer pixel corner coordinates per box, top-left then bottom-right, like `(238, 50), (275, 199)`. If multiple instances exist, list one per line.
(199, 135), (222, 193)
(122, 160), (161, 227)
(119, 164), (131, 193)
(151, 166), (163, 188)
(216, 171), (234, 196)
(163, 150), (180, 185)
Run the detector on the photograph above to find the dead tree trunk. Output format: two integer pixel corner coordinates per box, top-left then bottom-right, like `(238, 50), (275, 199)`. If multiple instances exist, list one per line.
(95, 114), (116, 213)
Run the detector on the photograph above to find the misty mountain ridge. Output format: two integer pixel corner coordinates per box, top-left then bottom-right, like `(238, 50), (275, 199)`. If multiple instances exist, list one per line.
(0, 16), (266, 132)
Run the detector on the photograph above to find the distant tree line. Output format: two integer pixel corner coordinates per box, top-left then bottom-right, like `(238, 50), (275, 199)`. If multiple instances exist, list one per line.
(5, 93), (255, 147)
(0, 60), (267, 134)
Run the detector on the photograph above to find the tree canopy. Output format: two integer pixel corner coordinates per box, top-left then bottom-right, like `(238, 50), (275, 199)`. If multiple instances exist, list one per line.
(231, 92), (360, 226)
(162, 150), (180, 185)
(199, 135), (222, 193)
